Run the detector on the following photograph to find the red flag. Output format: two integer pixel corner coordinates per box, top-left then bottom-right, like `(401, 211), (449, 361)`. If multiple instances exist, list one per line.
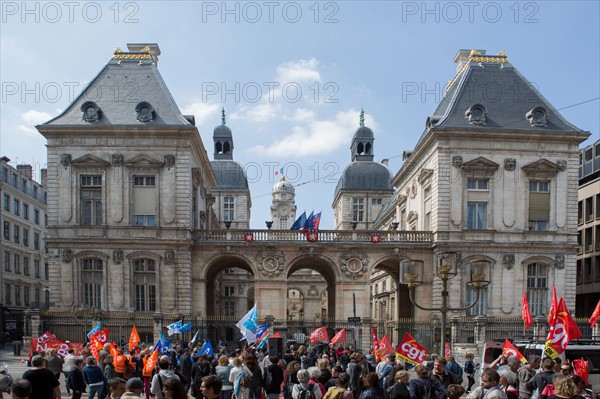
(573, 358), (589, 386)
(330, 329), (346, 345)
(92, 329), (109, 346)
(143, 347), (158, 375)
(444, 342), (451, 358)
(548, 284), (558, 325)
(271, 332), (282, 338)
(548, 298), (583, 354)
(522, 292), (533, 329)
(371, 326), (380, 361)
(129, 325), (141, 350)
(309, 327), (328, 343)
(503, 339), (527, 364)
(395, 333), (428, 366)
(375, 335), (394, 359)
(589, 299), (600, 328)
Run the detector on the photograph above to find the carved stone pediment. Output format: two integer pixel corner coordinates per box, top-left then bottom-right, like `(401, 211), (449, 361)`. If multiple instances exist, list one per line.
(71, 154), (111, 167)
(461, 157), (499, 176)
(522, 159), (560, 178)
(417, 169), (434, 184)
(124, 154), (165, 168)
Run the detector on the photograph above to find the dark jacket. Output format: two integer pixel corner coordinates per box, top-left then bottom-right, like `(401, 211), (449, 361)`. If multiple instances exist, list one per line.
(70, 368), (86, 392)
(388, 382), (410, 399)
(264, 364), (284, 394)
(408, 377), (446, 399)
(361, 386), (387, 399)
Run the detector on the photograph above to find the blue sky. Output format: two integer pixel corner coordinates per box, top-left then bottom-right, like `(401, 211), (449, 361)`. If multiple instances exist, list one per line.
(1, 1), (599, 229)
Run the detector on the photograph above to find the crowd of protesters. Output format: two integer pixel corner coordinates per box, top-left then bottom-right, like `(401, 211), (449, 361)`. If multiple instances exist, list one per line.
(0, 340), (596, 399)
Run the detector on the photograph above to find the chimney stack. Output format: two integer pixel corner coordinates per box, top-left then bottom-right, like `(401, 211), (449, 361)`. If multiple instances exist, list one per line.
(17, 164), (33, 180)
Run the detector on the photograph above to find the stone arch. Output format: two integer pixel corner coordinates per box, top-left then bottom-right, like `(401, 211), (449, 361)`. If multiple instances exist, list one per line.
(203, 253), (256, 315)
(521, 255), (555, 267)
(369, 254), (413, 318)
(286, 253), (340, 320)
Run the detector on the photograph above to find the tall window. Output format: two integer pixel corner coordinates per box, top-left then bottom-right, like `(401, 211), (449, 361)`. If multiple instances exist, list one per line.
(134, 259), (156, 311)
(466, 178), (489, 229)
(23, 228), (29, 247)
(82, 258), (103, 308)
(34, 232), (39, 250)
(13, 198), (19, 216)
(223, 196), (234, 222)
(81, 175), (103, 225)
(423, 187), (432, 230)
(527, 263), (548, 316)
(35, 288), (40, 307)
(4, 252), (10, 272)
(529, 181), (550, 231)
(224, 301), (236, 317)
(13, 225), (19, 243)
(466, 287), (488, 316)
(5, 285), (11, 305)
(14, 254), (20, 274)
(34, 259), (40, 278)
(279, 217), (288, 229)
(132, 176), (156, 227)
(15, 285), (21, 306)
(3, 222), (9, 240)
(24, 286), (30, 306)
(23, 257), (30, 276)
(224, 286), (235, 296)
(353, 198), (364, 222)
(22, 203), (29, 220)
(34, 209), (39, 224)
(2, 194), (9, 211)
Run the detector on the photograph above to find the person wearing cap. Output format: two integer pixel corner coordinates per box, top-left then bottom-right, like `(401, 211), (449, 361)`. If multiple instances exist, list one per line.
(123, 378), (145, 398)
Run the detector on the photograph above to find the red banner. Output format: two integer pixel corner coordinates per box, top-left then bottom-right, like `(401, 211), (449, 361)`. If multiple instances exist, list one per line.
(310, 326), (328, 343)
(395, 333), (428, 366)
(502, 339), (527, 364)
(522, 292), (533, 329)
(548, 298), (583, 354)
(30, 337), (84, 357)
(330, 329), (346, 345)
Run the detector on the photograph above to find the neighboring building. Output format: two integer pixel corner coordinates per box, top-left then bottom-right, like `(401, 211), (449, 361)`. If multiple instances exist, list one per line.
(271, 177), (296, 230)
(0, 157), (49, 338)
(372, 49), (589, 318)
(576, 139), (600, 317)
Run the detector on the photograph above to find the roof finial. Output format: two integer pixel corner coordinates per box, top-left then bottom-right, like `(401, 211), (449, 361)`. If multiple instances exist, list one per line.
(359, 109), (365, 127)
(221, 107), (226, 125)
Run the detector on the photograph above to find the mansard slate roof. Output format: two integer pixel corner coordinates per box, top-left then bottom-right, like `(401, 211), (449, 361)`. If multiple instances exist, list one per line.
(422, 52), (583, 140)
(44, 50), (191, 127)
(333, 161), (393, 201)
(210, 160), (249, 189)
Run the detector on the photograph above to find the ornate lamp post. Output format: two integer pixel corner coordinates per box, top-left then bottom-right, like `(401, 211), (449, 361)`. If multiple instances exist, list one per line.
(400, 253), (490, 353)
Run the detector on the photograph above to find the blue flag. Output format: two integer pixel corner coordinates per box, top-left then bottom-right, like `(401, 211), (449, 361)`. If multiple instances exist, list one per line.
(191, 330), (200, 345)
(158, 331), (171, 354)
(303, 211), (314, 231)
(87, 322), (102, 340)
(255, 324), (270, 339)
(199, 340), (214, 355)
(291, 212), (307, 230)
(167, 320), (183, 336)
(179, 323), (191, 333)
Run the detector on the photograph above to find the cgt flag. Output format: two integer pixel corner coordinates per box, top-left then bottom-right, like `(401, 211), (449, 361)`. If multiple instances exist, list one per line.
(375, 335), (394, 360)
(503, 339), (527, 364)
(310, 326), (329, 344)
(330, 329), (346, 345)
(395, 333), (428, 366)
(547, 298), (583, 354)
(548, 284), (558, 325)
(371, 326), (380, 360)
(589, 299), (600, 329)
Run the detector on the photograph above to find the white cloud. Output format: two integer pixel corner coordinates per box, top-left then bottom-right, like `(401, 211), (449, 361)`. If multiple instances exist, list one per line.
(248, 109), (378, 157)
(181, 102), (221, 126)
(276, 58), (321, 83)
(21, 109), (53, 125)
(231, 103), (281, 123)
(285, 108), (316, 122)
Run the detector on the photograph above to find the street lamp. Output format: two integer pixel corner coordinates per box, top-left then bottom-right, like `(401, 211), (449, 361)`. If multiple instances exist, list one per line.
(399, 253), (490, 354)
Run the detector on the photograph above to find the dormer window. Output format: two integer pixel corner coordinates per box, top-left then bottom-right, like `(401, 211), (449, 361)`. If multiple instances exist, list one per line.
(136, 102), (155, 122)
(526, 107), (547, 127)
(81, 101), (101, 122)
(465, 104), (486, 125)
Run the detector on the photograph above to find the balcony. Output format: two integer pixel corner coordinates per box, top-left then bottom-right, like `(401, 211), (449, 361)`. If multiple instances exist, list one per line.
(192, 229), (433, 243)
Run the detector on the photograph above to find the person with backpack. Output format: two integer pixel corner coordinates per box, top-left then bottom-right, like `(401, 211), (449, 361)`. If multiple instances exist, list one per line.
(236, 354), (264, 399)
(464, 353), (476, 393)
(264, 357), (284, 399)
(534, 359), (558, 399)
(466, 368), (507, 399)
(323, 372), (353, 399)
(445, 356), (463, 385)
(293, 369), (323, 399)
(387, 371), (409, 399)
(409, 364), (446, 399)
(151, 356), (180, 399)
